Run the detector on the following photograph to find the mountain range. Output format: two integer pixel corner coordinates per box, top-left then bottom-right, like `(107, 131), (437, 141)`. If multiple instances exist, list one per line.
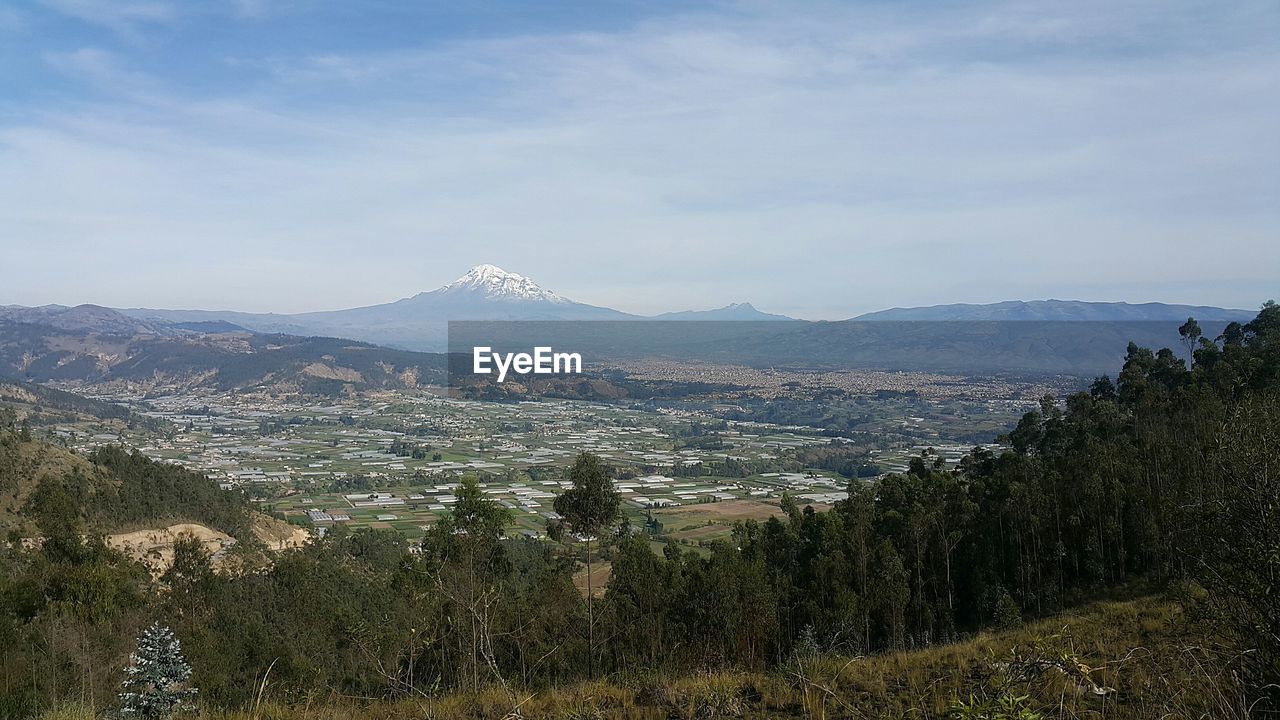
(0, 265), (1265, 382)
(118, 264), (796, 350)
(112, 264), (1256, 351)
(855, 299), (1257, 322)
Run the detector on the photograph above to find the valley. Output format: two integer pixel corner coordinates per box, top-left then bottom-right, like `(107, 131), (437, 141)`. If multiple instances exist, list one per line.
(34, 362), (1041, 550)
(5, 2), (1274, 714)
(3, 304), (1275, 720)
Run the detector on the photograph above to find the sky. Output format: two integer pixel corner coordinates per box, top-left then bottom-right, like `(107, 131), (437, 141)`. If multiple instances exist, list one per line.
(0, 0), (1276, 320)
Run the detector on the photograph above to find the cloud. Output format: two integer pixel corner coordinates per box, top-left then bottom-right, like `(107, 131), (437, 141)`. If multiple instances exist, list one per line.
(1, 0), (1277, 316)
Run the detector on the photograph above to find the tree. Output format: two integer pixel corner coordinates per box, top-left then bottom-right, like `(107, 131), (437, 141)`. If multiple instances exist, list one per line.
(1178, 316), (1202, 359)
(1194, 392), (1280, 702)
(552, 453), (619, 678)
(421, 477), (512, 693)
(118, 623), (197, 719)
(874, 540), (909, 651)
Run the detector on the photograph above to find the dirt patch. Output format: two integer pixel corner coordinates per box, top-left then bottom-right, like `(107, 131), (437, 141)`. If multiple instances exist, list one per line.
(252, 513), (310, 550)
(669, 524), (733, 543)
(572, 560), (612, 598)
(302, 363), (363, 382)
(107, 523), (235, 577)
(652, 499), (786, 524)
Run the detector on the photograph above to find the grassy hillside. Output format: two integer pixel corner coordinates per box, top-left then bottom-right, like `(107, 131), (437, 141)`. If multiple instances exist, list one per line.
(0, 379), (136, 425)
(33, 596), (1245, 719)
(0, 431), (99, 535)
(0, 432), (258, 542)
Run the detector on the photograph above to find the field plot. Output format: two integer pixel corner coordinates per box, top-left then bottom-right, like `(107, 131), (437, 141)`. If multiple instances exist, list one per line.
(46, 383), (1012, 547)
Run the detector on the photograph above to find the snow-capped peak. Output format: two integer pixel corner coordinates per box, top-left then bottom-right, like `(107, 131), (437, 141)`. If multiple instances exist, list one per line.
(438, 264), (569, 303)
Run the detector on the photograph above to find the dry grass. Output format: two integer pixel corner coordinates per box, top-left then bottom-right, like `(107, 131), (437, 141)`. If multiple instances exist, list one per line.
(653, 500), (786, 524)
(38, 597), (1251, 720)
(250, 514), (311, 550)
(0, 436), (98, 533)
(571, 561), (612, 598)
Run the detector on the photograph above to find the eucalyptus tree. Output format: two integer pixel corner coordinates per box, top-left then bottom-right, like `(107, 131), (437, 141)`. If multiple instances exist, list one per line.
(551, 452), (619, 678)
(421, 476), (513, 693)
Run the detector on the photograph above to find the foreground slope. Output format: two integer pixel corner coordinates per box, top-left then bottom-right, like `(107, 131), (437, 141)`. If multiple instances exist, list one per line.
(34, 596), (1239, 720)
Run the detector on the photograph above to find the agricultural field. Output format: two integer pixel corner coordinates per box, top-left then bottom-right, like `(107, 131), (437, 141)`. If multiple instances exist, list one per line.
(35, 382), (1012, 546)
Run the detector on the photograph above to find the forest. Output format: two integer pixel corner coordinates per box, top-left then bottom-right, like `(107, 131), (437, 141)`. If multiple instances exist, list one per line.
(0, 303), (1276, 719)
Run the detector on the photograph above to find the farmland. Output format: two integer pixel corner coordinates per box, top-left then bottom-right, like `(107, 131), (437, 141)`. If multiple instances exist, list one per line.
(53, 390), (856, 543)
(32, 365), (1041, 547)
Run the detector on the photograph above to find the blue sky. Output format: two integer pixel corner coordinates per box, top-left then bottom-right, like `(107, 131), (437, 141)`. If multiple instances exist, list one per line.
(0, 0), (1276, 319)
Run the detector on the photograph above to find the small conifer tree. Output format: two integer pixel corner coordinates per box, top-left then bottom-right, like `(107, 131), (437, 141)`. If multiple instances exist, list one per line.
(993, 591), (1023, 630)
(118, 622), (197, 719)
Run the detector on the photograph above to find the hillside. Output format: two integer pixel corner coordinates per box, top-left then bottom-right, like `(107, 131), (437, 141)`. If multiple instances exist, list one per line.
(0, 316), (446, 395)
(33, 596), (1243, 720)
(0, 430), (100, 534)
(0, 429), (266, 544)
(0, 377), (140, 426)
(0, 304), (171, 335)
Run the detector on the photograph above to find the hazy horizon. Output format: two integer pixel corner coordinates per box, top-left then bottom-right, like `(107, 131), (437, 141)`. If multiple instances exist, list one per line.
(1, 258), (1270, 323)
(1, 1), (1277, 318)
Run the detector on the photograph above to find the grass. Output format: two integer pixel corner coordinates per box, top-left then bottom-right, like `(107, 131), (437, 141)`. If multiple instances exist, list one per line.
(35, 596), (1251, 720)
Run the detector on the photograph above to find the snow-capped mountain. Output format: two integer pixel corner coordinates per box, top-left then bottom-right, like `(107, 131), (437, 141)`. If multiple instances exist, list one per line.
(116, 264), (801, 350)
(434, 264), (570, 304)
(381, 264), (627, 321)
(120, 265), (635, 350)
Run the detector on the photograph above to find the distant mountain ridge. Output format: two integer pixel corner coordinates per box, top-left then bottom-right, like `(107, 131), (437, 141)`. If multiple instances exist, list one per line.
(654, 302), (796, 321)
(4, 268), (1261, 373)
(0, 311), (445, 394)
(119, 265), (792, 350)
(106, 268), (1259, 351)
(855, 299), (1256, 322)
(2, 295), (1266, 382)
(1, 303), (171, 335)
